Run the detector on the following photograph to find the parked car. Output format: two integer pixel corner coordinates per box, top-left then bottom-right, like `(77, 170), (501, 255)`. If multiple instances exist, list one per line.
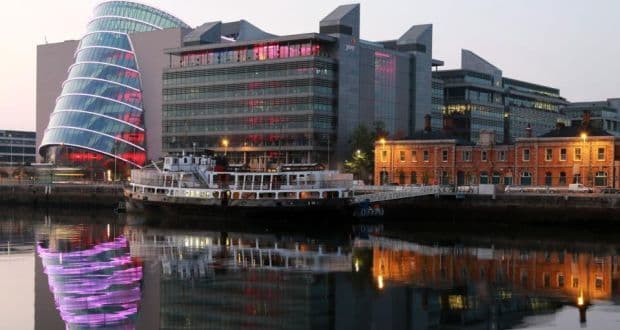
(600, 187), (619, 194)
(568, 183), (593, 193)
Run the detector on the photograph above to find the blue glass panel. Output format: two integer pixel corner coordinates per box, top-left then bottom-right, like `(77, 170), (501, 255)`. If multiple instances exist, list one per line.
(79, 32), (131, 51)
(48, 111), (143, 136)
(68, 63), (141, 89)
(56, 95), (143, 123)
(76, 47), (137, 70)
(62, 79), (143, 108)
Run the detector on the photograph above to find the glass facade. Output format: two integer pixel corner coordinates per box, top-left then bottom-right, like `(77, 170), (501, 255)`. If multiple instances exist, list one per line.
(163, 51), (337, 168)
(0, 130), (36, 165)
(435, 70), (567, 143)
(374, 51), (397, 133)
(40, 1), (189, 168)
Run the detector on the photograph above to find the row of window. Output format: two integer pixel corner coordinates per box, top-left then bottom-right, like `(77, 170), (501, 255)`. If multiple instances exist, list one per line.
(163, 132), (331, 150)
(163, 103), (335, 118)
(383, 147), (607, 163)
(164, 68), (334, 87)
(163, 85), (334, 102)
(176, 42), (324, 68)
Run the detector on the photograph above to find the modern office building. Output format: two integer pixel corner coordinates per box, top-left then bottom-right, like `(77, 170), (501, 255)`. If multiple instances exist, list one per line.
(432, 50), (569, 143)
(37, 1), (189, 175)
(162, 4), (435, 169)
(36, 2), (437, 172)
(0, 130), (36, 165)
(563, 99), (620, 136)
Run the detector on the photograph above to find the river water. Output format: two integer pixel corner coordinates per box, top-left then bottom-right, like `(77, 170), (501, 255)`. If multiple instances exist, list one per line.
(1, 208), (620, 330)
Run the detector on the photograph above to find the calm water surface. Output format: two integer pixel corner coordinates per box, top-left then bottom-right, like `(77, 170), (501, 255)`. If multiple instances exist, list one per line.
(1, 208), (620, 329)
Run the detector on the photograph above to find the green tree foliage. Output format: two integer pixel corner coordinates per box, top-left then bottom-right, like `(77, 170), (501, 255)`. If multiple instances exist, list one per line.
(344, 122), (388, 183)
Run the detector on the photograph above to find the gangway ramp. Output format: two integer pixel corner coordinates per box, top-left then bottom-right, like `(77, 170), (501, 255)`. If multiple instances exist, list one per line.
(352, 185), (439, 204)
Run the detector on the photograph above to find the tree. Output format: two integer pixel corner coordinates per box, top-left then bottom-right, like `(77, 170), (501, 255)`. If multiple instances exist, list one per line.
(344, 122), (389, 183)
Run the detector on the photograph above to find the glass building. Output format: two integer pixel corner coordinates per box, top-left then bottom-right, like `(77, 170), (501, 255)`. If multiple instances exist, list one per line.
(433, 50), (568, 143)
(563, 99), (620, 136)
(38, 1), (189, 170)
(162, 5), (436, 169)
(0, 130), (36, 165)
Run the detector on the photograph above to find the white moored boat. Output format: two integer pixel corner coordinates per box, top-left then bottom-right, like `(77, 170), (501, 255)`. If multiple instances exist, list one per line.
(125, 154), (354, 218)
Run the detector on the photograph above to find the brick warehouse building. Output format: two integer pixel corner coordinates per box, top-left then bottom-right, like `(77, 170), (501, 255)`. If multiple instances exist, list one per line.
(374, 114), (620, 188)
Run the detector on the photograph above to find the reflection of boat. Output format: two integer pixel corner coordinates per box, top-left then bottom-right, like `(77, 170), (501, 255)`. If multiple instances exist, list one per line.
(125, 154), (354, 218)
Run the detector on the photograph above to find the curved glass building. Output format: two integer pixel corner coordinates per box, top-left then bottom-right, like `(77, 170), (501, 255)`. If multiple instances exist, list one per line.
(39, 1), (189, 168)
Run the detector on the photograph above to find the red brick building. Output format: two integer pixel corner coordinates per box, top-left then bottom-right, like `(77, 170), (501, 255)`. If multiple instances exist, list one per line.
(375, 118), (620, 188)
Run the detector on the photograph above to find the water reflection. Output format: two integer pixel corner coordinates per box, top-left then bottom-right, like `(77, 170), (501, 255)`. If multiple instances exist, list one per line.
(1, 209), (620, 329)
(37, 223), (142, 329)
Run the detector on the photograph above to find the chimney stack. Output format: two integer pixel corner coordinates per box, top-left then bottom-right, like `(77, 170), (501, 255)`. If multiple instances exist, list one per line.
(525, 123), (532, 138)
(424, 114), (432, 133)
(582, 110), (591, 129)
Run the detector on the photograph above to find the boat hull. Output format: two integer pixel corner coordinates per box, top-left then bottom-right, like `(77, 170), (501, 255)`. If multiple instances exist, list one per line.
(124, 189), (353, 221)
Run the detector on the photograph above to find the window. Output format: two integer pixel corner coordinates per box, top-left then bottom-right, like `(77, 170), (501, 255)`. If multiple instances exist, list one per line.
(399, 171), (405, 185)
(442, 149), (448, 162)
(560, 148), (567, 161)
(411, 150), (417, 162)
(411, 171), (417, 184)
(595, 171), (607, 186)
(399, 150), (406, 162)
(523, 149), (530, 161)
(381, 150), (387, 162)
(423, 150), (429, 162)
(545, 172), (552, 186)
(441, 171), (449, 185)
(521, 171), (532, 185)
(380, 170), (388, 185)
(574, 147), (581, 161)
(497, 150), (506, 162)
(596, 276), (604, 290)
(480, 171), (489, 184)
(543, 273), (551, 288)
(545, 148), (552, 161)
(462, 150), (471, 162)
(572, 277), (579, 288)
(481, 151), (488, 161)
(559, 172), (567, 185)
(598, 147), (605, 161)
(558, 274), (565, 287)
(504, 176), (513, 185)
(573, 173), (581, 184)
(492, 172), (501, 184)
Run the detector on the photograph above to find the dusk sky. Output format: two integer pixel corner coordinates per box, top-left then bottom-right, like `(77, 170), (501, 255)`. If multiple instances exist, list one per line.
(1, 0), (619, 131)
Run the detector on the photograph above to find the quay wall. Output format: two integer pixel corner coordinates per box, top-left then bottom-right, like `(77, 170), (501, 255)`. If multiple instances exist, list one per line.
(0, 184), (123, 208)
(381, 194), (620, 222)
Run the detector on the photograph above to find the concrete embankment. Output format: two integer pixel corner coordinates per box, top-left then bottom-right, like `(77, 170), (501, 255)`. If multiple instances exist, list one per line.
(382, 193), (620, 222)
(0, 184), (123, 208)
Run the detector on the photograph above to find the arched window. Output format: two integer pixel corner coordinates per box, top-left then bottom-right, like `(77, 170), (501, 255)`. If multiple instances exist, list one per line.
(399, 171), (406, 185)
(521, 171), (532, 186)
(573, 173), (581, 184)
(411, 171), (417, 184)
(480, 171), (489, 184)
(559, 172), (567, 185)
(545, 172), (552, 186)
(380, 170), (388, 185)
(595, 171), (608, 187)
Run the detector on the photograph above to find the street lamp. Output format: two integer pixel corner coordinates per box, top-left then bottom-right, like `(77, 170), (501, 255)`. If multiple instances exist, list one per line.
(221, 138), (229, 156)
(580, 132), (591, 186)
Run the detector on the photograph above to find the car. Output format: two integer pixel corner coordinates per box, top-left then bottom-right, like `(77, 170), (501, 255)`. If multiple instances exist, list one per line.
(600, 187), (619, 194)
(568, 183), (593, 193)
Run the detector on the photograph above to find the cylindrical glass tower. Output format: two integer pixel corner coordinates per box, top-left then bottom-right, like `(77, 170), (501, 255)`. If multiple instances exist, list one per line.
(39, 1), (189, 169)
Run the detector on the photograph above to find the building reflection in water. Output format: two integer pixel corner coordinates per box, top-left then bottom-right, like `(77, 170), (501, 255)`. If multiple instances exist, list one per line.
(36, 223), (143, 329)
(125, 224), (620, 330)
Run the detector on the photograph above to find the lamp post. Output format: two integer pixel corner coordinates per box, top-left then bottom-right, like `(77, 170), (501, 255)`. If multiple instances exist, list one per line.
(580, 132), (591, 186)
(379, 138), (387, 184)
(221, 138), (229, 157)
